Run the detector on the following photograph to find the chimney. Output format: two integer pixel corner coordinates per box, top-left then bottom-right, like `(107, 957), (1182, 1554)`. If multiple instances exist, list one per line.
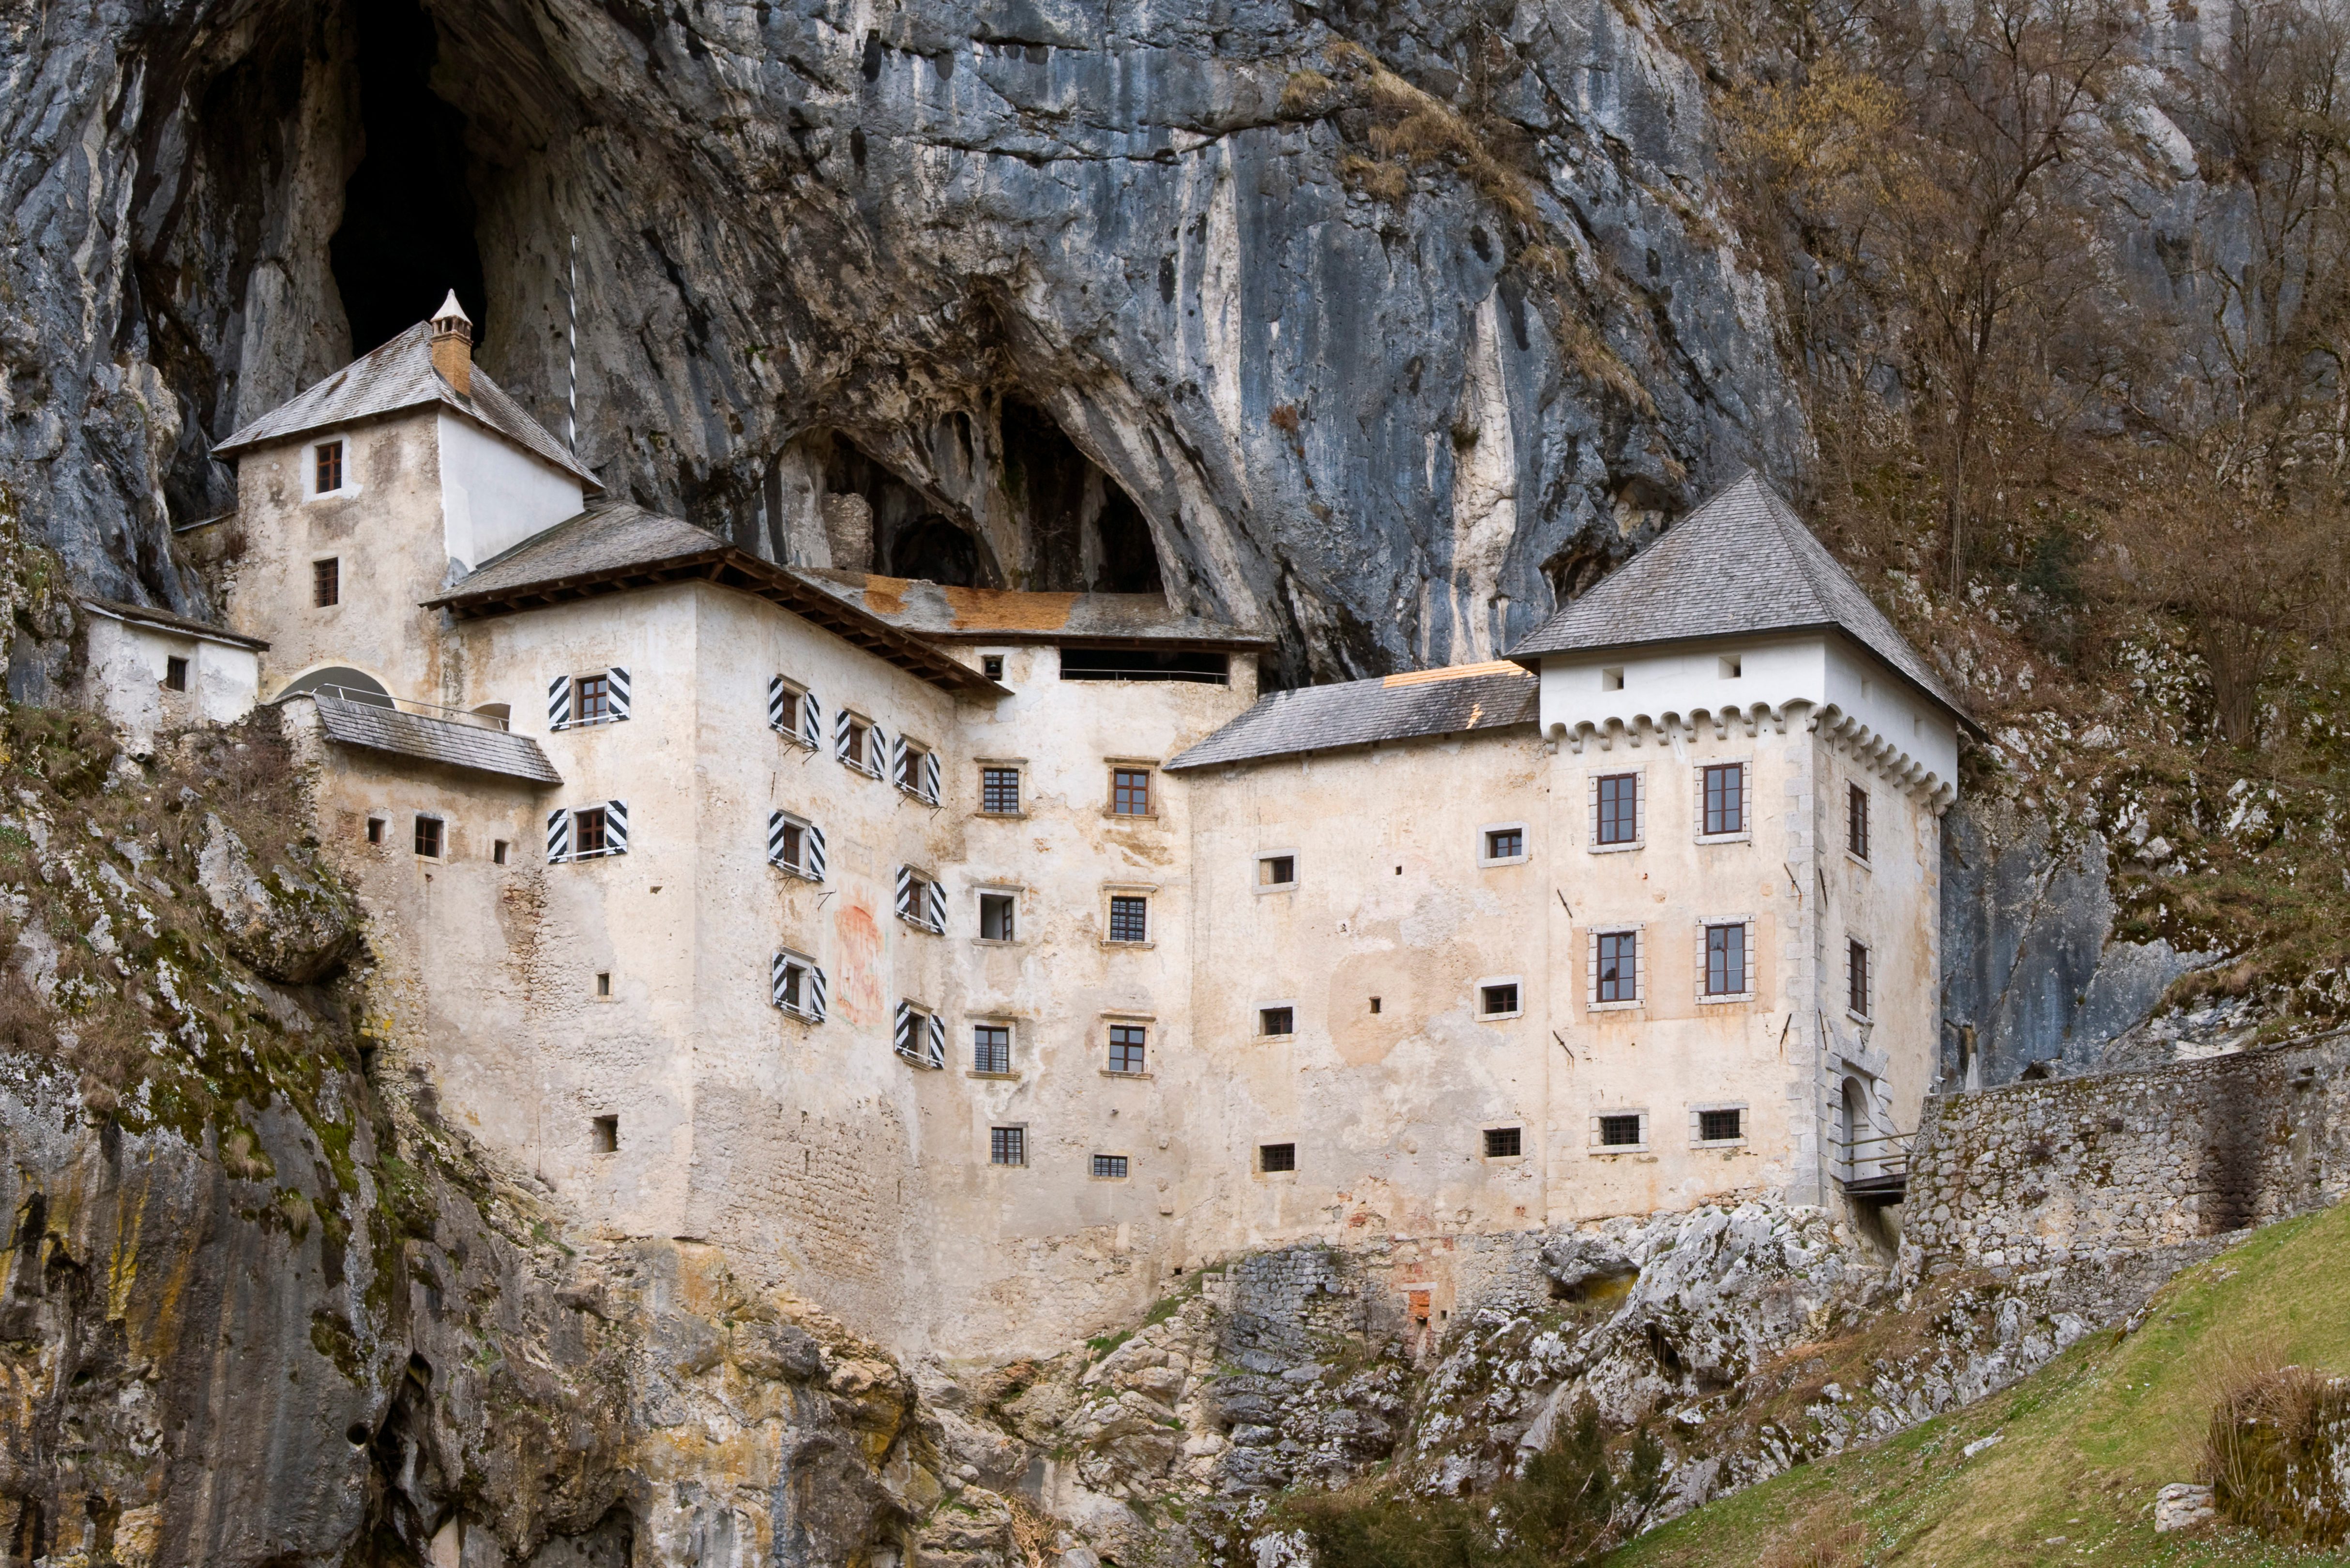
(429, 289), (473, 397)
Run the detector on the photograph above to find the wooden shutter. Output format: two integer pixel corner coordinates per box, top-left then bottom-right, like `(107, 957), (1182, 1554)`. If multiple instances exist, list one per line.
(604, 799), (629, 854)
(766, 810), (791, 869)
(925, 1011), (946, 1068)
(894, 1001), (918, 1062)
(769, 951), (791, 1009)
(606, 667), (631, 720)
(895, 866), (913, 922)
(807, 963), (828, 1022)
(546, 676), (572, 731)
(890, 733), (908, 790)
(924, 878), (946, 933)
(545, 808), (571, 863)
(919, 749), (941, 804)
(834, 708), (852, 762)
(865, 723), (888, 777)
(801, 690), (822, 749)
(766, 676), (790, 733)
(804, 823), (826, 882)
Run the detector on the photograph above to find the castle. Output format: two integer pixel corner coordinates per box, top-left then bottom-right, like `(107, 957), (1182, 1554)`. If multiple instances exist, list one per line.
(105, 298), (1970, 1356)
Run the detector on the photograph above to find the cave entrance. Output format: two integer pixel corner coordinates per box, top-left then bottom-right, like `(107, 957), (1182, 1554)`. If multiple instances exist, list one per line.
(817, 436), (993, 587)
(328, 0), (487, 355)
(999, 398), (1163, 594)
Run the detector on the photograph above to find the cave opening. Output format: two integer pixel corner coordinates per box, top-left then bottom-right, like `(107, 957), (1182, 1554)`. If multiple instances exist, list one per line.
(1000, 397), (1163, 594)
(818, 436), (992, 587)
(329, 0), (488, 355)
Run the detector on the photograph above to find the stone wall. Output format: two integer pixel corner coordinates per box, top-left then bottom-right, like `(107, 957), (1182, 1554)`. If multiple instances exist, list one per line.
(1905, 1032), (2350, 1271)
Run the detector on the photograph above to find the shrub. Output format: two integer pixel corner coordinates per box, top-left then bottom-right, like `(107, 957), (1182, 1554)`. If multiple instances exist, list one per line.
(2202, 1361), (2350, 1545)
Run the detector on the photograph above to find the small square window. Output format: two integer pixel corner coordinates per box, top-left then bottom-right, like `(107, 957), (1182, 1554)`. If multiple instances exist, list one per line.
(1698, 1107), (1744, 1143)
(973, 1025), (1011, 1075)
(413, 815), (442, 858)
(983, 655), (1006, 681)
(1848, 783), (1871, 861)
(981, 768), (1021, 814)
(1483, 1127), (1522, 1158)
(1479, 982), (1520, 1017)
(365, 817), (385, 845)
(1595, 774), (1639, 845)
(1258, 854), (1296, 888)
(1108, 895), (1149, 943)
(1258, 1142), (1296, 1173)
(1719, 654), (1742, 678)
(1092, 1154), (1129, 1179)
(1484, 827), (1524, 860)
(979, 892), (1016, 941)
(313, 558), (340, 607)
(595, 971), (611, 997)
(574, 807), (609, 856)
(591, 1115), (618, 1154)
(1599, 1114), (1644, 1147)
(1112, 768), (1152, 815)
(1369, 996), (1382, 1014)
(1602, 666), (1624, 691)
(1702, 763), (1745, 836)
(990, 1126), (1026, 1166)
(315, 440), (344, 494)
(1107, 1025), (1147, 1074)
(163, 656), (189, 692)
(1259, 1006), (1294, 1037)
(493, 840), (510, 866)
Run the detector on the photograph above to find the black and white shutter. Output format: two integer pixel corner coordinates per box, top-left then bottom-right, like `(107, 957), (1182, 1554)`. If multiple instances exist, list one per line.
(893, 1002), (919, 1062)
(889, 734), (908, 790)
(894, 866), (914, 923)
(766, 676), (791, 733)
(604, 799), (629, 854)
(605, 668), (631, 721)
(924, 877), (946, 932)
(546, 676), (572, 731)
(918, 749), (941, 804)
(805, 962), (828, 1021)
(833, 709), (852, 765)
(546, 808), (571, 863)
(770, 951), (792, 1009)
(771, 953), (829, 1022)
(865, 722), (888, 777)
(800, 690), (823, 749)
(924, 1010), (945, 1068)
(804, 822), (826, 881)
(766, 810), (792, 869)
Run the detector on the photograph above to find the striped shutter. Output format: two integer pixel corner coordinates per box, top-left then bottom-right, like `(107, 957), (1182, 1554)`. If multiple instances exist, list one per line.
(919, 750), (941, 804)
(766, 810), (791, 869)
(865, 723), (888, 777)
(546, 808), (571, 863)
(894, 1002), (918, 1062)
(924, 878), (946, 933)
(890, 734), (907, 790)
(769, 951), (792, 1009)
(604, 799), (629, 854)
(606, 668), (631, 721)
(894, 866), (913, 922)
(801, 690), (822, 749)
(834, 709), (852, 764)
(806, 963), (828, 1022)
(766, 676), (790, 733)
(925, 1011), (946, 1068)
(547, 676), (572, 731)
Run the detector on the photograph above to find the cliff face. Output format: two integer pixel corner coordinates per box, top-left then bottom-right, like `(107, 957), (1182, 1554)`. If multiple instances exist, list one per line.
(2, 0), (1802, 680)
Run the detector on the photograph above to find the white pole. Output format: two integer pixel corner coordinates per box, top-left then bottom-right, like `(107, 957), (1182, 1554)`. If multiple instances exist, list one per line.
(566, 233), (580, 453)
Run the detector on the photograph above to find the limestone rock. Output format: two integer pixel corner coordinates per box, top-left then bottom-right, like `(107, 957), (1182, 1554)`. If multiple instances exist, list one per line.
(190, 811), (359, 983)
(2154, 1483), (2215, 1532)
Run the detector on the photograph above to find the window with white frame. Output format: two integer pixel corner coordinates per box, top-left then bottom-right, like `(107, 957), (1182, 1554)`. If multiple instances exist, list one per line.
(977, 890), (1017, 942)
(767, 677), (820, 748)
(1593, 1112), (1647, 1150)
(766, 810), (825, 881)
(893, 734), (942, 803)
(1698, 917), (1756, 1001)
(1477, 979), (1523, 1018)
(1479, 823), (1528, 865)
(770, 949), (827, 1021)
(547, 801), (629, 862)
(1698, 761), (1749, 839)
(895, 867), (946, 933)
(1693, 1105), (1745, 1145)
(547, 669), (632, 730)
(1256, 852), (1298, 889)
(894, 1000), (946, 1067)
(1847, 937), (1872, 1020)
(1590, 771), (1643, 849)
(1258, 1004), (1295, 1037)
(1588, 928), (1641, 1008)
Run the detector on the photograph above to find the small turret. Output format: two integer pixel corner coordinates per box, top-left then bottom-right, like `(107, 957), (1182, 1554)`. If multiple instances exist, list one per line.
(429, 289), (473, 397)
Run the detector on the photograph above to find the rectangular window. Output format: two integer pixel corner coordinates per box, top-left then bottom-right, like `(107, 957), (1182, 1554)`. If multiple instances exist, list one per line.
(989, 1127), (1026, 1167)
(413, 815), (442, 858)
(1258, 854), (1296, 888)
(777, 821), (804, 870)
(897, 869), (944, 932)
(315, 440), (343, 493)
(492, 840), (509, 865)
(844, 718), (872, 770)
(981, 768), (1021, 814)
(313, 558), (340, 607)
(1107, 895), (1149, 943)
(979, 892), (1016, 942)
(1483, 1127), (1522, 1158)
(1704, 922), (1746, 996)
(1599, 1114), (1644, 1147)
(1698, 1107), (1744, 1143)
(1107, 1025), (1147, 1075)
(365, 817), (385, 845)
(594, 971), (612, 997)
(771, 951), (825, 1021)
(1479, 982), (1520, 1017)
(1258, 1142), (1296, 1173)
(1849, 938), (1871, 1018)
(1112, 768), (1152, 815)
(1848, 783), (1870, 861)
(574, 673), (612, 724)
(1092, 1154), (1129, 1179)
(1259, 1006), (1294, 1036)
(163, 656), (189, 692)
(776, 962), (803, 1011)
(1596, 773), (1639, 844)
(1702, 763), (1744, 836)
(983, 655), (1006, 681)
(574, 807), (609, 856)
(1597, 931), (1638, 1003)
(591, 1114), (618, 1154)
(973, 1025), (1011, 1075)
(898, 740), (931, 795)
(1484, 827), (1524, 860)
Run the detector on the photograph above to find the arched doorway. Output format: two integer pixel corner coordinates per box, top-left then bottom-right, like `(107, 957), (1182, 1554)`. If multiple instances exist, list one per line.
(271, 666), (394, 708)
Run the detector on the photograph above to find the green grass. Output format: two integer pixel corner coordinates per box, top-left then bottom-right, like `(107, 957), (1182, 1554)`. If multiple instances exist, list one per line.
(1611, 1202), (2350, 1566)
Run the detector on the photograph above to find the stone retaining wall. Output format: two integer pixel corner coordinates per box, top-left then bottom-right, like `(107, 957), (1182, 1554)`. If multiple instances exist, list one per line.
(1905, 1032), (2350, 1271)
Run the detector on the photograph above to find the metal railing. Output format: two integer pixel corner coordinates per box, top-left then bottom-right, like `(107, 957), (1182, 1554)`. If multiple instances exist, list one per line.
(1836, 1128), (1915, 1198)
(314, 685), (512, 732)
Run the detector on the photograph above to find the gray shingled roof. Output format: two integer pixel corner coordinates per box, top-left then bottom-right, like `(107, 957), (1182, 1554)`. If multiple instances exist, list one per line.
(1505, 472), (1969, 721)
(434, 504), (723, 600)
(79, 596), (269, 649)
(795, 571), (1270, 648)
(212, 323), (599, 486)
(1166, 662), (1537, 771)
(313, 694), (561, 784)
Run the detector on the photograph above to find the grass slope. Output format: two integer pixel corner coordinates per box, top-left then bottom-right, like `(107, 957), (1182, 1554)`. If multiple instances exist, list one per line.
(1612, 1202), (2350, 1567)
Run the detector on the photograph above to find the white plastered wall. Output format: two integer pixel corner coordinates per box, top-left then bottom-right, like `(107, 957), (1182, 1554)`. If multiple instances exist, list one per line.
(436, 412), (587, 576)
(82, 613), (259, 754)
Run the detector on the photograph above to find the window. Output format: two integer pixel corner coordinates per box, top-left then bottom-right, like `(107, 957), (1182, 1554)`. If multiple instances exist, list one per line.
(313, 558), (340, 607)
(979, 892), (1016, 942)
(896, 738), (939, 801)
(1698, 1107), (1744, 1143)
(365, 817), (385, 845)
(1848, 938), (1871, 1019)
(1704, 922), (1747, 997)
(1702, 763), (1745, 836)
(163, 656), (189, 692)
(1596, 931), (1638, 1004)
(1483, 826), (1525, 862)
(842, 716), (875, 772)
(591, 1115), (618, 1154)
(1257, 854), (1297, 888)
(1107, 895), (1149, 943)
(770, 950), (826, 1021)
(315, 440), (343, 493)
(776, 963), (803, 1012)
(989, 1127), (1026, 1167)
(1112, 768), (1152, 815)
(1484, 1127), (1522, 1158)
(549, 669), (630, 731)
(1848, 783), (1870, 861)
(1258, 1142), (1296, 1173)
(493, 840), (509, 866)
(767, 678), (820, 747)
(1369, 996), (1382, 1014)
(1479, 982), (1520, 1017)
(981, 767), (1021, 814)
(767, 811), (824, 881)
(983, 655), (1006, 681)
(1719, 654), (1742, 678)
(894, 1001), (945, 1066)
(896, 867), (945, 932)
(1092, 1154), (1129, 1179)
(1595, 773), (1640, 845)
(776, 820), (803, 869)
(574, 807), (609, 856)
(973, 1025), (1011, 1075)
(1601, 666), (1624, 690)
(1107, 1025), (1147, 1075)
(574, 673), (613, 725)
(594, 971), (611, 997)
(413, 815), (442, 858)
(1598, 1114), (1644, 1148)
(1259, 1006), (1294, 1037)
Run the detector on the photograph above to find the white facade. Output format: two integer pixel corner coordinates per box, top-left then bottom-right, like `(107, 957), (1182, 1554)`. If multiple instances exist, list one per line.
(79, 601), (261, 755)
